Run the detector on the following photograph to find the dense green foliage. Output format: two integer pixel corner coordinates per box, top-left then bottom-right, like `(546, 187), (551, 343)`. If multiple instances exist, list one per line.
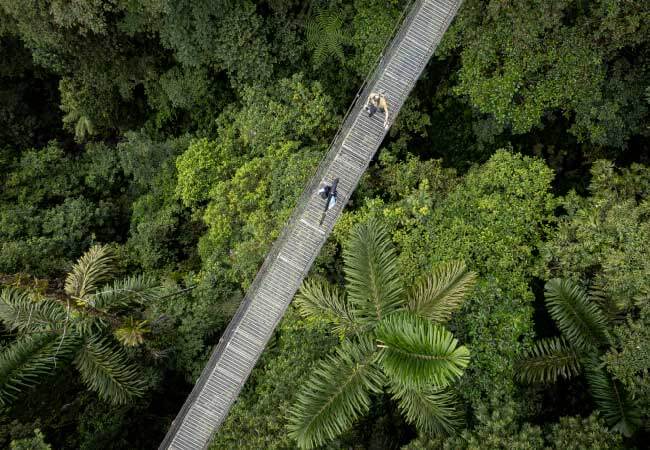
(447, 0), (650, 147)
(0, 245), (163, 405)
(518, 279), (642, 435)
(404, 408), (623, 450)
(0, 0), (648, 448)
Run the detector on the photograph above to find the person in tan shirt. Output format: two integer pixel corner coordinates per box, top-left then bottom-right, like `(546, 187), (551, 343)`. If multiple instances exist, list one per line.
(364, 92), (390, 129)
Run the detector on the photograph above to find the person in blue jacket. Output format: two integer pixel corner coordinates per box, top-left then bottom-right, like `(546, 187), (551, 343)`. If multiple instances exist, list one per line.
(318, 178), (339, 225)
(318, 178), (339, 211)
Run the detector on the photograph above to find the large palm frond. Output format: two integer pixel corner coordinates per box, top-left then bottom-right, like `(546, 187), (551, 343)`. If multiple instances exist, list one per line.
(64, 244), (115, 301)
(545, 279), (609, 350)
(516, 336), (581, 383)
(376, 312), (469, 389)
(89, 274), (161, 310)
(390, 381), (463, 436)
(583, 356), (641, 437)
(344, 219), (403, 325)
(0, 334), (79, 405)
(295, 278), (358, 335)
(407, 261), (477, 324)
(0, 288), (66, 333)
(74, 336), (144, 405)
(287, 337), (385, 449)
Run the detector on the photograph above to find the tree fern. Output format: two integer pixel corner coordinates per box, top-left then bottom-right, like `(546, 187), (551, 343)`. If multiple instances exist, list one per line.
(344, 219), (403, 324)
(74, 336), (144, 404)
(287, 337), (385, 449)
(376, 312), (470, 389)
(545, 278), (609, 350)
(390, 382), (463, 435)
(305, 9), (346, 67)
(295, 278), (358, 335)
(0, 288), (66, 333)
(516, 336), (581, 383)
(407, 261), (477, 324)
(0, 334), (79, 405)
(65, 244), (115, 302)
(583, 356), (641, 437)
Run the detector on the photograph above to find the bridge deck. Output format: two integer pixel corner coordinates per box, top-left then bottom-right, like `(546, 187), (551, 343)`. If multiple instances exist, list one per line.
(160, 1), (462, 448)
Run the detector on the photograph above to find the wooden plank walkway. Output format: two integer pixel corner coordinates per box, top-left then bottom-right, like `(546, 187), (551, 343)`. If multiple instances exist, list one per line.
(160, 1), (462, 448)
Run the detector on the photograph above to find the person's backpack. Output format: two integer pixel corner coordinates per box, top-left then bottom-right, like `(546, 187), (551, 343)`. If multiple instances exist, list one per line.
(365, 103), (378, 117)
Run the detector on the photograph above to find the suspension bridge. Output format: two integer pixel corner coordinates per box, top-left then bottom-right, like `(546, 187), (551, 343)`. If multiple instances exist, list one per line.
(161, 0), (462, 448)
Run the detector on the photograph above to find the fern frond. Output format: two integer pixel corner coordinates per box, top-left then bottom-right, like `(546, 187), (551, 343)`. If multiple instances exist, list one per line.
(74, 336), (144, 404)
(306, 9), (346, 67)
(344, 219), (403, 325)
(583, 355), (641, 437)
(390, 381), (463, 436)
(376, 312), (469, 389)
(65, 245), (115, 301)
(89, 274), (161, 310)
(407, 261), (477, 323)
(516, 336), (581, 383)
(0, 288), (66, 333)
(0, 334), (79, 405)
(295, 278), (358, 335)
(545, 279), (609, 350)
(287, 337), (384, 449)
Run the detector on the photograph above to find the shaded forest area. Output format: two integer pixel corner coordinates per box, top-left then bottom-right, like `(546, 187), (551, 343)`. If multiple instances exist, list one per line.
(0, 1), (648, 449)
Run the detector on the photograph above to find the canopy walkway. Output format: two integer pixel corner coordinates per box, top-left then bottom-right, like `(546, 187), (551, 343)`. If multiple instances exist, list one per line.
(160, 1), (462, 448)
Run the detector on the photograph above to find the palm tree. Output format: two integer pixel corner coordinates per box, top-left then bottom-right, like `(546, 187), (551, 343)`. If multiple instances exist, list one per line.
(288, 219), (477, 449)
(0, 245), (161, 406)
(517, 279), (641, 436)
